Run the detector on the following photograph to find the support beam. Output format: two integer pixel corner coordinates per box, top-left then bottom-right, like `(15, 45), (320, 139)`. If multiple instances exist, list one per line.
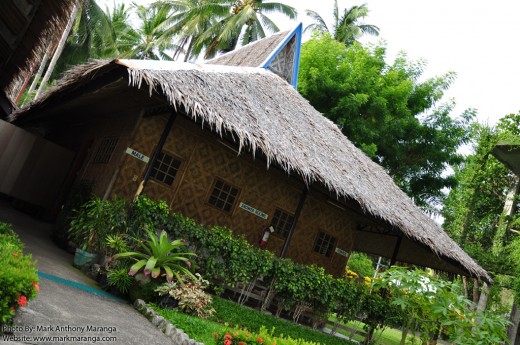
(134, 111), (177, 198)
(280, 186), (308, 258)
(389, 236), (402, 266)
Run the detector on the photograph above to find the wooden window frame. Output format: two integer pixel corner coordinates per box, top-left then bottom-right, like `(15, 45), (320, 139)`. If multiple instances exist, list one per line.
(207, 177), (240, 214)
(313, 230), (337, 258)
(149, 150), (182, 187)
(92, 136), (119, 164)
(270, 207), (295, 239)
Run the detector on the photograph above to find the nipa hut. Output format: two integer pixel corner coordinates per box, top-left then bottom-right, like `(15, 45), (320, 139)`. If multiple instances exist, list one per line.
(7, 24), (491, 282)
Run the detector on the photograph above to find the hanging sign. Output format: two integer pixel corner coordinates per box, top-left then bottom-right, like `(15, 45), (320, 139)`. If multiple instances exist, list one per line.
(239, 202), (268, 220)
(335, 247), (348, 257)
(126, 147), (150, 163)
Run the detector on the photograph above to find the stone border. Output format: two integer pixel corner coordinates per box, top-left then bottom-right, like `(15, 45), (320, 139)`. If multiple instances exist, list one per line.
(133, 299), (205, 345)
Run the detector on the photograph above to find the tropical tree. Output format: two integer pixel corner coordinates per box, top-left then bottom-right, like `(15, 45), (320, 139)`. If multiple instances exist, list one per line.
(298, 35), (473, 210)
(157, 0), (230, 61)
(200, 0), (297, 58)
(305, 1), (379, 45)
(120, 4), (180, 60)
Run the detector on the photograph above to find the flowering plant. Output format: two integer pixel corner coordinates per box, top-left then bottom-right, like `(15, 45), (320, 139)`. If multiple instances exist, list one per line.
(213, 326), (322, 345)
(0, 223), (39, 326)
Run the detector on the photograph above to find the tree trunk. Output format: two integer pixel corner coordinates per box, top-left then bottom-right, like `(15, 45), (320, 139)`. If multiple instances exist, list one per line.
(508, 301), (520, 345)
(462, 275), (469, 299)
(476, 282), (489, 313)
(35, 5), (78, 99)
(472, 279), (480, 309)
(28, 45), (52, 94)
(400, 318), (413, 345)
(492, 175), (520, 255)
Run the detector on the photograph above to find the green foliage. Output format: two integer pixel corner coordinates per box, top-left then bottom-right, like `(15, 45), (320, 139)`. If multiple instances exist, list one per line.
(0, 223), (39, 326)
(298, 35), (474, 210)
(346, 252), (375, 278)
(210, 297), (353, 345)
(374, 267), (509, 344)
(127, 195), (170, 238)
(155, 273), (215, 318)
(68, 197), (127, 252)
(304, 2), (379, 46)
(106, 266), (134, 294)
(213, 325), (326, 345)
(114, 228), (195, 283)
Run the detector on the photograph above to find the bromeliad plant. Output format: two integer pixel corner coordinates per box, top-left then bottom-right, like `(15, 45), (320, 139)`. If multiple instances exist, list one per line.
(114, 229), (195, 283)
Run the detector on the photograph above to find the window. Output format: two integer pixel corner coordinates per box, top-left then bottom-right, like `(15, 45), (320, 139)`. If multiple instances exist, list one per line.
(92, 137), (119, 164)
(208, 178), (239, 213)
(150, 151), (182, 186)
(270, 208), (295, 238)
(314, 231), (337, 257)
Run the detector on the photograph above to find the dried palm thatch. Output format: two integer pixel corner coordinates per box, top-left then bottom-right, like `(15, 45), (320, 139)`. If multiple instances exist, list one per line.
(206, 30), (290, 67)
(11, 59), (492, 282)
(1, 0), (81, 99)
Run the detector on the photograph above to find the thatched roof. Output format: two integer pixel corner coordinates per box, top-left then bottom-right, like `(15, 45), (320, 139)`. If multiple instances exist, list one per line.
(11, 59), (492, 283)
(206, 30), (290, 68)
(0, 0), (79, 100)
(493, 142), (520, 176)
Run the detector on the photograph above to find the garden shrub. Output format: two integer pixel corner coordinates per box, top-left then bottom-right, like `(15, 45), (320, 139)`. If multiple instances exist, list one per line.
(0, 223), (39, 327)
(213, 325), (324, 345)
(155, 273), (215, 318)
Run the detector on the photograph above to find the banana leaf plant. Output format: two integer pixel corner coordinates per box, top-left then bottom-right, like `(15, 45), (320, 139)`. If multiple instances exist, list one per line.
(114, 229), (195, 283)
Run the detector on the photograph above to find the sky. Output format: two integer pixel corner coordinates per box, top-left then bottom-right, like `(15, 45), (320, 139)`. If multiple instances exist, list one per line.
(101, 0), (520, 126)
(275, 0), (520, 126)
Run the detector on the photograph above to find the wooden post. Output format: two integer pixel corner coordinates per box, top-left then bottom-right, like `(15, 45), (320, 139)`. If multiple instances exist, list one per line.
(280, 186), (308, 258)
(134, 111), (177, 199)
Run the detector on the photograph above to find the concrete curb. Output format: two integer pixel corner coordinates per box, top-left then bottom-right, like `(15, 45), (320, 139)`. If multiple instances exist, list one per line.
(133, 299), (205, 345)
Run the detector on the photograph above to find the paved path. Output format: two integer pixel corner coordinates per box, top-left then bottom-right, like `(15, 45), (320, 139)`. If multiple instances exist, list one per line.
(0, 203), (175, 345)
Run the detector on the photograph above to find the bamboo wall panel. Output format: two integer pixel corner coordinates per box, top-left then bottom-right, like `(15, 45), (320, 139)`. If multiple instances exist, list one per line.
(286, 193), (354, 277)
(111, 114), (163, 200)
(117, 114), (356, 276)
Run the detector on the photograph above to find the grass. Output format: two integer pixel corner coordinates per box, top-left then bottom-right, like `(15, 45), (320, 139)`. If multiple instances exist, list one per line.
(153, 296), (356, 345)
(327, 316), (419, 345)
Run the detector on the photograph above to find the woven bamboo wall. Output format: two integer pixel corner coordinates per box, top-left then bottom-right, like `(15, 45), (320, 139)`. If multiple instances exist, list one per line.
(115, 114), (356, 277)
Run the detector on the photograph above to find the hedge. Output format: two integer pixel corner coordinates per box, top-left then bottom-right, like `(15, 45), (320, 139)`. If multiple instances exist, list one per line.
(0, 223), (39, 327)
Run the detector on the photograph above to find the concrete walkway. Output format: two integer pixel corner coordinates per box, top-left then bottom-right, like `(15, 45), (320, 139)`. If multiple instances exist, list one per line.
(0, 203), (175, 345)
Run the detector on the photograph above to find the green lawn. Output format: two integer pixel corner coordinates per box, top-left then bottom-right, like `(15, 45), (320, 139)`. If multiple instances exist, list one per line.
(327, 316), (419, 345)
(153, 296), (356, 345)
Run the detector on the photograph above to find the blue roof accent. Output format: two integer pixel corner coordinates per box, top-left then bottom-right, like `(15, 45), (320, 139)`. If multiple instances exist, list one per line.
(260, 23), (303, 89)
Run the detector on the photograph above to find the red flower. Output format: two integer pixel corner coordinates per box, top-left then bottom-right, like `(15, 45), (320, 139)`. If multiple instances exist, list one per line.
(186, 261), (191, 268)
(225, 333), (232, 340)
(245, 334), (251, 338)
(257, 337), (263, 344)
(11, 306), (16, 314)
(13, 252), (19, 257)
(224, 340), (231, 345)
(18, 295), (27, 307)
(32, 282), (40, 292)
(239, 342), (245, 345)
(213, 333), (219, 339)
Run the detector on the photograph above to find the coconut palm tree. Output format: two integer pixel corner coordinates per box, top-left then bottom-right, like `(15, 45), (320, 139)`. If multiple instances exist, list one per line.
(159, 0), (229, 61)
(305, 1), (379, 46)
(198, 0), (297, 58)
(121, 4), (181, 60)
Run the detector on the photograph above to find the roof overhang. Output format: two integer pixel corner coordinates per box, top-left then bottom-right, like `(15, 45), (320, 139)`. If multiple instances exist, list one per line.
(493, 142), (520, 176)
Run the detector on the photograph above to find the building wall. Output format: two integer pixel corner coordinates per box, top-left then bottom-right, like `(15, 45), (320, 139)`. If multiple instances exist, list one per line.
(111, 113), (355, 277)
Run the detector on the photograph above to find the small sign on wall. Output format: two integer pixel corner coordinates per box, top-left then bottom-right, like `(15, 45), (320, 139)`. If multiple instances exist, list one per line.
(239, 202), (268, 220)
(335, 247), (349, 257)
(126, 147), (149, 163)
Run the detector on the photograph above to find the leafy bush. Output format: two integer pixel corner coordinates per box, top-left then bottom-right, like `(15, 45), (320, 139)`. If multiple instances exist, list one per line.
(155, 273), (215, 318)
(346, 252), (375, 278)
(68, 197), (127, 252)
(106, 266), (134, 294)
(213, 325), (325, 345)
(127, 196), (170, 238)
(0, 223), (39, 326)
